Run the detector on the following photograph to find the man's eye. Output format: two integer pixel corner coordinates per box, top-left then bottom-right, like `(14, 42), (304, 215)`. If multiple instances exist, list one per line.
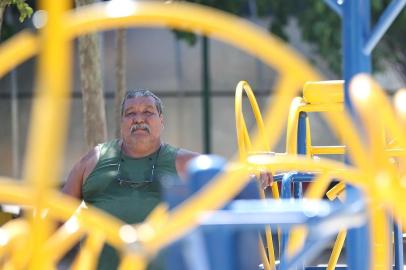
(144, 111), (154, 116)
(126, 112), (136, 117)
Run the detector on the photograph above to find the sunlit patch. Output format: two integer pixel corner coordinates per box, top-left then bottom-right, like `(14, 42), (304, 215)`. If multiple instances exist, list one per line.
(65, 216), (80, 234)
(106, 0), (136, 18)
(195, 155), (217, 170)
(119, 224), (138, 243)
(350, 75), (372, 102)
(247, 152), (275, 165)
(0, 229), (9, 246)
(394, 89), (406, 116)
(33, 10), (47, 29)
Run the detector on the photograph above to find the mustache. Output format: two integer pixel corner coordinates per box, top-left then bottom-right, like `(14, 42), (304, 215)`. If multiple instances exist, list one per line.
(130, 123), (150, 133)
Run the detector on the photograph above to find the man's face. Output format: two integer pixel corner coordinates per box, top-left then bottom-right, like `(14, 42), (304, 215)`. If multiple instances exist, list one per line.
(121, 96), (163, 145)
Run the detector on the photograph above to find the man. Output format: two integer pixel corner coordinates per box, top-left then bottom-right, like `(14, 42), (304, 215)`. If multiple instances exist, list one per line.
(63, 89), (273, 269)
(63, 90), (200, 269)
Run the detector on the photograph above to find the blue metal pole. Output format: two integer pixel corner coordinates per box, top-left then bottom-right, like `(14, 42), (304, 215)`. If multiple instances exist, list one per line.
(342, 1), (371, 270)
(295, 112), (307, 199)
(393, 222), (404, 270)
(324, 0), (343, 17)
(364, 0), (406, 54)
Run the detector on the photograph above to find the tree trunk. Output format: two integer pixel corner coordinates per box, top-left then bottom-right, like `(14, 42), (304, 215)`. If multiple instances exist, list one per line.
(0, 3), (7, 37)
(115, 29), (127, 137)
(75, 0), (107, 149)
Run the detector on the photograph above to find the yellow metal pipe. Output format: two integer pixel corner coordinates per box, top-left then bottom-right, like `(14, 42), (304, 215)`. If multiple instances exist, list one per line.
(118, 253), (147, 270)
(235, 80), (280, 265)
(327, 231), (346, 270)
(142, 156), (368, 254)
(326, 182), (346, 201)
(0, 31), (39, 78)
(25, 0), (72, 268)
(310, 146), (346, 155)
(41, 218), (85, 264)
(258, 235), (272, 270)
(300, 103), (343, 113)
(302, 80), (344, 104)
(286, 97), (304, 154)
(72, 230), (105, 270)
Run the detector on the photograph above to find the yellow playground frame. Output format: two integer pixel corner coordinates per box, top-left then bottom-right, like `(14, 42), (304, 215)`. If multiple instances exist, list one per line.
(0, 1), (405, 269)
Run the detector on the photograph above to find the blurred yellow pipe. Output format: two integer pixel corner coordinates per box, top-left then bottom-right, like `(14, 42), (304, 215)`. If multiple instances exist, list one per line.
(235, 80), (280, 266)
(0, 31), (39, 77)
(72, 229), (104, 270)
(41, 217), (85, 264)
(25, 0), (71, 268)
(327, 231), (346, 270)
(287, 172), (334, 256)
(142, 156), (368, 254)
(0, 219), (30, 269)
(259, 235), (271, 270)
(140, 164), (250, 253)
(286, 97), (304, 154)
(118, 253), (147, 270)
(326, 182), (345, 201)
(0, 1), (322, 267)
(311, 146), (346, 155)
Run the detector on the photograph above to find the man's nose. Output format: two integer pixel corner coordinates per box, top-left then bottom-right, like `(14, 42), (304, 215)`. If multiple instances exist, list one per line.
(131, 113), (145, 123)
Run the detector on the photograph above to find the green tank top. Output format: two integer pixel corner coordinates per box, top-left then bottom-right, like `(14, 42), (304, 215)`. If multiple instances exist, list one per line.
(82, 139), (179, 270)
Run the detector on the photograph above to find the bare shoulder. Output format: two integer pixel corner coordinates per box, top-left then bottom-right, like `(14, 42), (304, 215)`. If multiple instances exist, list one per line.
(175, 148), (200, 180)
(62, 145), (101, 199)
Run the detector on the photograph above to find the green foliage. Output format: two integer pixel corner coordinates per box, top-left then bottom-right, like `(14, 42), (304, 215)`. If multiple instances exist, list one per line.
(179, 0), (406, 80)
(0, 0), (33, 22)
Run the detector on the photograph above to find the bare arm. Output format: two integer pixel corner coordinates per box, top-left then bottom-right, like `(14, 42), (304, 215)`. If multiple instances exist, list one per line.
(175, 148), (200, 181)
(62, 147), (100, 199)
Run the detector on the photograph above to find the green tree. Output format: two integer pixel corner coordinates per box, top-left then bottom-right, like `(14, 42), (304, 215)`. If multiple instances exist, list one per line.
(0, 0), (32, 38)
(181, 0), (406, 83)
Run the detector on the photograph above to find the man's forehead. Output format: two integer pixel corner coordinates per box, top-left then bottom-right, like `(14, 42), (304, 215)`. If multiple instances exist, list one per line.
(124, 96), (156, 108)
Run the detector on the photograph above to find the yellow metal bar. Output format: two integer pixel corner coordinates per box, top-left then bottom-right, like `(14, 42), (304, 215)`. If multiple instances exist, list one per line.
(72, 229), (104, 270)
(258, 235), (271, 270)
(302, 80), (344, 104)
(327, 231), (346, 270)
(0, 219), (30, 269)
(324, 111), (371, 171)
(305, 116), (312, 158)
(118, 253), (147, 270)
(300, 103), (343, 113)
(140, 164), (251, 253)
(385, 148), (406, 157)
(287, 172), (334, 256)
(326, 182), (346, 201)
(234, 80), (280, 265)
(0, 178), (34, 205)
(25, 0), (71, 268)
(310, 146), (346, 155)
(45, 191), (125, 249)
(41, 217), (85, 264)
(286, 97), (304, 154)
(0, 31), (39, 78)
(141, 156), (367, 254)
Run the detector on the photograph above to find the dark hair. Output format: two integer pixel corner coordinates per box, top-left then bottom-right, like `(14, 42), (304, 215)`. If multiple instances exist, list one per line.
(121, 89), (163, 116)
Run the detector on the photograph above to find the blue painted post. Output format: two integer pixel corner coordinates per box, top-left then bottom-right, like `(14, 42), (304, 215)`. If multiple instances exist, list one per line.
(342, 1), (371, 269)
(295, 112), (307, 200)
(393, 222), (404, 270)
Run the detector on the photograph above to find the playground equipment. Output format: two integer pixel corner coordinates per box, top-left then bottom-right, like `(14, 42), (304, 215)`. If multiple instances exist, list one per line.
(0, 0), (405, 269)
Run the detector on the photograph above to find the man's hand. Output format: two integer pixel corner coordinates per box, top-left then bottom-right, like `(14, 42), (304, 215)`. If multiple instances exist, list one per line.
(259, 170), (274, 190)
